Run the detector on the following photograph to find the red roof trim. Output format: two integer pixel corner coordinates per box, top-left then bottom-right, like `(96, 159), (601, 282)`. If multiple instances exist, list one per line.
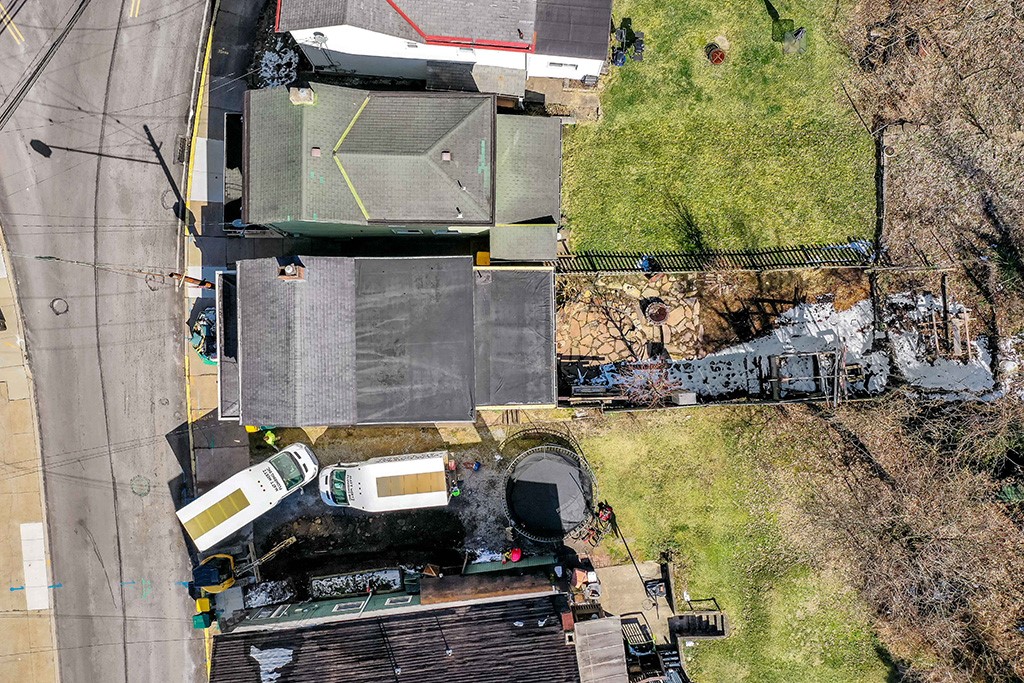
(274, 0), (283, 32)
(385, 0), (535, 53)
(384, 0), (428, 40)
(424, 34), (535, 52)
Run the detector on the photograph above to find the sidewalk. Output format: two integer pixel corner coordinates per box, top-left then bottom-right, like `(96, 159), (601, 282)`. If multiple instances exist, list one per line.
(0, 237), (58, 682)
(183, 0), (290, 490)
(183, 0), (291, 295)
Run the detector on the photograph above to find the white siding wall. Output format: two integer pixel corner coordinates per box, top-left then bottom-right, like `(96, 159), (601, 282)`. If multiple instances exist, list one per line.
(290, 25), (604, 82)
(292, 25), (526, 80)
(527, 53), (605, 80)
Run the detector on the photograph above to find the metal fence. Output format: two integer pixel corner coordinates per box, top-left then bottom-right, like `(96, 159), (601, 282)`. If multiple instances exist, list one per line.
(555, 241), (877, 273)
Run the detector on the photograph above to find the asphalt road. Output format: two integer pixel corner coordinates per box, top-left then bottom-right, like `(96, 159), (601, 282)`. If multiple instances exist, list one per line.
(0, 0), (208, 680)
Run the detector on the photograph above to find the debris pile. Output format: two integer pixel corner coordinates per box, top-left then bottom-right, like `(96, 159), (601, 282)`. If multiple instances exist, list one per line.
(310, 568), (402, 599)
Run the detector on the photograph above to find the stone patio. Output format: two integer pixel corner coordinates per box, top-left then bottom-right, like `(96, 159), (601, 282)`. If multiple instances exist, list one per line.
(557, 273), (704, 365)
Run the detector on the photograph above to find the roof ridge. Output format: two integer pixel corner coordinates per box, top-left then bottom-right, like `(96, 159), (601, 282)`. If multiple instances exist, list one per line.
(423, 96), (493, 153)
(422, 156), (491, 220)
(425, 97), (494, 220)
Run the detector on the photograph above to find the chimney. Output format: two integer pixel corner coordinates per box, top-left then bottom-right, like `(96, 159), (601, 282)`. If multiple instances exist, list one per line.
(278, 263), (306, 281)
(289, 87), (316, 106)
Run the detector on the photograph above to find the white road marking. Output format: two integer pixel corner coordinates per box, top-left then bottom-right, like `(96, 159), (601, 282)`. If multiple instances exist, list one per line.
(20, 522), (50, 610)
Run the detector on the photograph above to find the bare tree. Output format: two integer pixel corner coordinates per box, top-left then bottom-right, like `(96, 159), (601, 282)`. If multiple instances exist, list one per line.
(617, 358), (684, 408)
(762, 399), (1024, 682)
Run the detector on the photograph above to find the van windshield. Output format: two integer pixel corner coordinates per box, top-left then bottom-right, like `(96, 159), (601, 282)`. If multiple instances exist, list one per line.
(269, 452), (304, 490)
(331, 470), (349, 506)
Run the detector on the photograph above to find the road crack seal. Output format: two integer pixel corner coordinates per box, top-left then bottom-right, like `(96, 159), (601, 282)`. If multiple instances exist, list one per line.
(77, 521), (118, 606)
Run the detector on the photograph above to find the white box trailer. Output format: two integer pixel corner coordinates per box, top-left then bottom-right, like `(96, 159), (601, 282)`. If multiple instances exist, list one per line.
(318, 452), (451, 512)
(176, 444), (318, 551)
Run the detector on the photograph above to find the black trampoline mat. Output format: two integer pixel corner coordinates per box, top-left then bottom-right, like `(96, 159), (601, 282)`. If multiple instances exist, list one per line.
(506, 451), (593, 536)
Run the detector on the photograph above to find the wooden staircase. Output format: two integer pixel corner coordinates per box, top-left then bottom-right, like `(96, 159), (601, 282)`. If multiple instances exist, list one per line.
(668, 611), (730, 640)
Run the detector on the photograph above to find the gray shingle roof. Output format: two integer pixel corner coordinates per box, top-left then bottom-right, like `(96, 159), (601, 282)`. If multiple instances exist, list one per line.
(231, 257), (556, 426)
(277, 0), (536, 46)
(238, 258), (358, 426)
(277, 0), (420, 40)
(236, 256), (475, 426)
(495, 115), (562, 225)
(474, 268), (556, 407)
(243, 85), (496, 227)
(534, 0), (612, 60)
(490, 224), (558, 261)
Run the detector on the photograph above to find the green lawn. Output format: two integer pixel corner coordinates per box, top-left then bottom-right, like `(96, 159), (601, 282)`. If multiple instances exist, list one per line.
(580, 410), (891, 683)
(563, 0), (875, 251)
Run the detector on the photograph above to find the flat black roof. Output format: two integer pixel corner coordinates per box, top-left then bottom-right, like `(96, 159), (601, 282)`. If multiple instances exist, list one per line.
(534, 0), (613, 61)
(474, 268), (556, 407)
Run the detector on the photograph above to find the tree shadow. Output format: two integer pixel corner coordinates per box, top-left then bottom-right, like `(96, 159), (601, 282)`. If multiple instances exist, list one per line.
(663, 193), (707, 252)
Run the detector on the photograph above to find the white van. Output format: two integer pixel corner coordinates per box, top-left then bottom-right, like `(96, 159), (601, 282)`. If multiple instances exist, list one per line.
(176, 444), (318, 551)
(318, 452), (451, 512)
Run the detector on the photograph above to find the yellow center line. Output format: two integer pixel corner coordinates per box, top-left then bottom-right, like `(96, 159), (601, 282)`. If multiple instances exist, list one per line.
(0, 1), (25, 44)
(129, 0), (141, 18)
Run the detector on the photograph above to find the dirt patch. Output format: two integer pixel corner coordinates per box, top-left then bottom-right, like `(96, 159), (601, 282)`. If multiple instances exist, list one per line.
(250, 419), (586, 587)
(257, 508), (466, 597)
(525, 77), (602, 121)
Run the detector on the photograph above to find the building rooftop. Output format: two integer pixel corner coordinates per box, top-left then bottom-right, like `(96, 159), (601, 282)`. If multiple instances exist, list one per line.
(244, 85), (496, 227)
(237, 256), (475, 426)
(495, 116), (561, 226)
(474, 267), (556, 407)
(276, 0), (537, 49)
(534, 0), (614, 61)
(229, 257), (555, 427)
(426, 61), (528, 99)
(575, 617), (630, 683)
(243, 84), (562, 229)
(210, 595), (581, 683)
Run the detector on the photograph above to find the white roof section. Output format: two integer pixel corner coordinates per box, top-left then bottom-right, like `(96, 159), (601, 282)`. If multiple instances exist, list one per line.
(176, 444), (317, 551)
(575, 617), (629, 683)
(342, 452), (450, 512)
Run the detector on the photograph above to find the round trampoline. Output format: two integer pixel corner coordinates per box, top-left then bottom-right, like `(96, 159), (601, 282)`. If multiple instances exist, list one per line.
(503, 444), (596, 542)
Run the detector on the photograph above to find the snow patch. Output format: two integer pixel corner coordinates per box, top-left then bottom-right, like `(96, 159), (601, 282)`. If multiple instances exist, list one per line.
(244, 581), (295, 609)
(889, 330), (994, 393)
(589, 296), (996, 400)
(602, 300), (888, 398)
(469, 549), (505, 563)
(258, 38), (298, 88)
(310, 569), (402, 599)
(249, 646), (293, 683)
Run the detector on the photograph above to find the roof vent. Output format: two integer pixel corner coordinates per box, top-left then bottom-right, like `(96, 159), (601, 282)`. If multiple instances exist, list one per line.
(441, 150), (452, 162)
(278, 263), (306, 281)
(289, 87), (316, 106)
